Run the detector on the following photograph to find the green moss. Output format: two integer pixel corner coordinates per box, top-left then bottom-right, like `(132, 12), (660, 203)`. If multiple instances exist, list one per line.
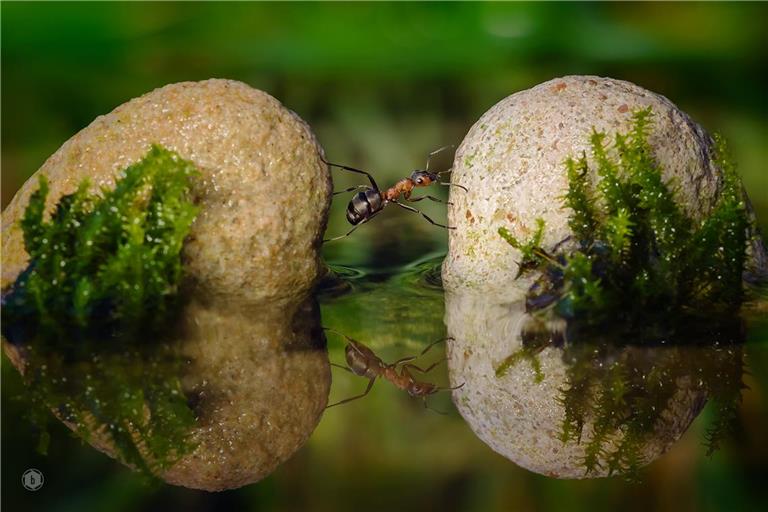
(501, 107), (753, 328)
(4, 145), (199, 344)
(498, 218), (550, 278)
(2, 145), (200, 476)
(496, 110), (753, 476)
(23, 344), (198, 475)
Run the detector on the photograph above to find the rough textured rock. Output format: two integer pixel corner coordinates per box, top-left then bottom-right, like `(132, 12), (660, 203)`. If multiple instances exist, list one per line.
(445, 289), (710, 478)
(165, 298), (330, 491)
(1, 79), (332, 304)
(1, 80), (332, 490)
(442, 75), (766, 288)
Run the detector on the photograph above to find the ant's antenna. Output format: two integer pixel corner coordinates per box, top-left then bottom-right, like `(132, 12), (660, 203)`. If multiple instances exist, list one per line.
(423, 382), (464, 415)
(423, 145), (468, 192)
(425, 144), (456, 172)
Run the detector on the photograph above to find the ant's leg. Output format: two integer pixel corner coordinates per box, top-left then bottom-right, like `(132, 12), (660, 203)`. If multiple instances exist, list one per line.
(392, 336), (452, 367)
(323, 224), (361, 243)
(406, 195), (452, 206)
(437, 382), (465, 392)
(423, 398), (449, 415)
(392, 355), (418, 366)
(323, 328), (367, 347)
(392, 201), (455, 230)
(439, 182), (469, 192)
(551, 235), (573, 253)
(395, 337), (451, 369)
(322, 210), (381, 244)
(325, 378), (376, 409)
(425, 145), (456, 172)
(403, 359), (445, 374)
(419, 336), (452, 357)
(330, 362), (354, 374)
(334, 185), (369, 196)
(319, 156), (379, 190)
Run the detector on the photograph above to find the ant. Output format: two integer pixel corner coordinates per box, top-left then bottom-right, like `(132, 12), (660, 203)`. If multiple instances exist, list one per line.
(324, 329), (464, 412)
(322, 145), (468, 242)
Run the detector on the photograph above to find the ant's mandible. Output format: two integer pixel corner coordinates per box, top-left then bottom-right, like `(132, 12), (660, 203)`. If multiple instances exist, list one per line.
(324, 329), (464, 413)
(322, 145), (468, 242)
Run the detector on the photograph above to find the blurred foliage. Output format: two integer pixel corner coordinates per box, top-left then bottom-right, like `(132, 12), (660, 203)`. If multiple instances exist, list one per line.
(2, 2), (768, 512)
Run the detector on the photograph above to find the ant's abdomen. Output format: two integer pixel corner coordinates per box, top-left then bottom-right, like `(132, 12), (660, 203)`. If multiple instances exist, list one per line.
(345, 343), (379, 379)
(346, 189), (383, 225)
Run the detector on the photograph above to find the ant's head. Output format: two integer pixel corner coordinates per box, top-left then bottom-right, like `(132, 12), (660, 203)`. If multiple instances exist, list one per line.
(410, 170), (438, 187)
(408, 381), (438, 397)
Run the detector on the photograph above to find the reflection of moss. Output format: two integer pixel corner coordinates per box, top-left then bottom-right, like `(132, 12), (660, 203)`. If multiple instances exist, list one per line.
(501, 317), (746, 478)
(500, 108), (753, 326)
(23, 345), (197, 474)
(495, 346), (543, 382)
(562, 338), (744, 477)
(495, 322), (553, 382)
(2, 146), (199, 475)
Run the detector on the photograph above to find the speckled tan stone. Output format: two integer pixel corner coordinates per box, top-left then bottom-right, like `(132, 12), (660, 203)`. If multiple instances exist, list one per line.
(4, 298), (331, 492)
(443, 75), (767, 288)
(164, 298), (330, 491)
(2, 79), (332, 304)
(1, 80), (332, 490)
(445, 289), (709, 478)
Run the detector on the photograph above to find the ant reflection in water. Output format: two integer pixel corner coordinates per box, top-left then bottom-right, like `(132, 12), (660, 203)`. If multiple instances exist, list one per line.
(322, 145), (468, 242)
(324, 329), (463, 413)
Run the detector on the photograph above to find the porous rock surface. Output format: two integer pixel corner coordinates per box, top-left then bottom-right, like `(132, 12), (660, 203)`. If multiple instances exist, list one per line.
(165, 298), (330, 491)
(2, 79), (332, 304)
(1, 80), (332, 490)
(442, 75), (766, 288)
(445, 290), (708, 478)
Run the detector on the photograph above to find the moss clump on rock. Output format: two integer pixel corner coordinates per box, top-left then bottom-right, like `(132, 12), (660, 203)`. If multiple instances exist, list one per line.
(2, 145), (199, 474)
(3, 145), (199, 345)
(499, 108), (753, 329)
(493, 109), (752, 477)
(2, 80), (333, 490)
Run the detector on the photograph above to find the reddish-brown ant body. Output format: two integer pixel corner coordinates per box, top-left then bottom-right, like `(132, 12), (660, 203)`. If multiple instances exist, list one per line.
(324, 329), (463, 411)
(322, 146), (468, 242)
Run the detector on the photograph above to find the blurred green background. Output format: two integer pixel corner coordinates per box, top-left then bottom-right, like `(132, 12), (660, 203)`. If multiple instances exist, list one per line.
(2, 2), (767, 512)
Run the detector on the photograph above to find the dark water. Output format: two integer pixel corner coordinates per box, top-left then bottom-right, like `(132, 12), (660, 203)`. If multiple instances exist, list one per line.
(3, 255), (768, 512)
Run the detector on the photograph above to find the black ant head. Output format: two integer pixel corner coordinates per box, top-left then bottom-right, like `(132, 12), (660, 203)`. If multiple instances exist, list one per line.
(410, 170), (438, 187)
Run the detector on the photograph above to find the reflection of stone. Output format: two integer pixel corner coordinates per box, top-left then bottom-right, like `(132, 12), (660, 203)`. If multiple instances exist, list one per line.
(444, 288), (741, 478)
(164, 297), (330, 490)
(3, 297), (330, 491)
